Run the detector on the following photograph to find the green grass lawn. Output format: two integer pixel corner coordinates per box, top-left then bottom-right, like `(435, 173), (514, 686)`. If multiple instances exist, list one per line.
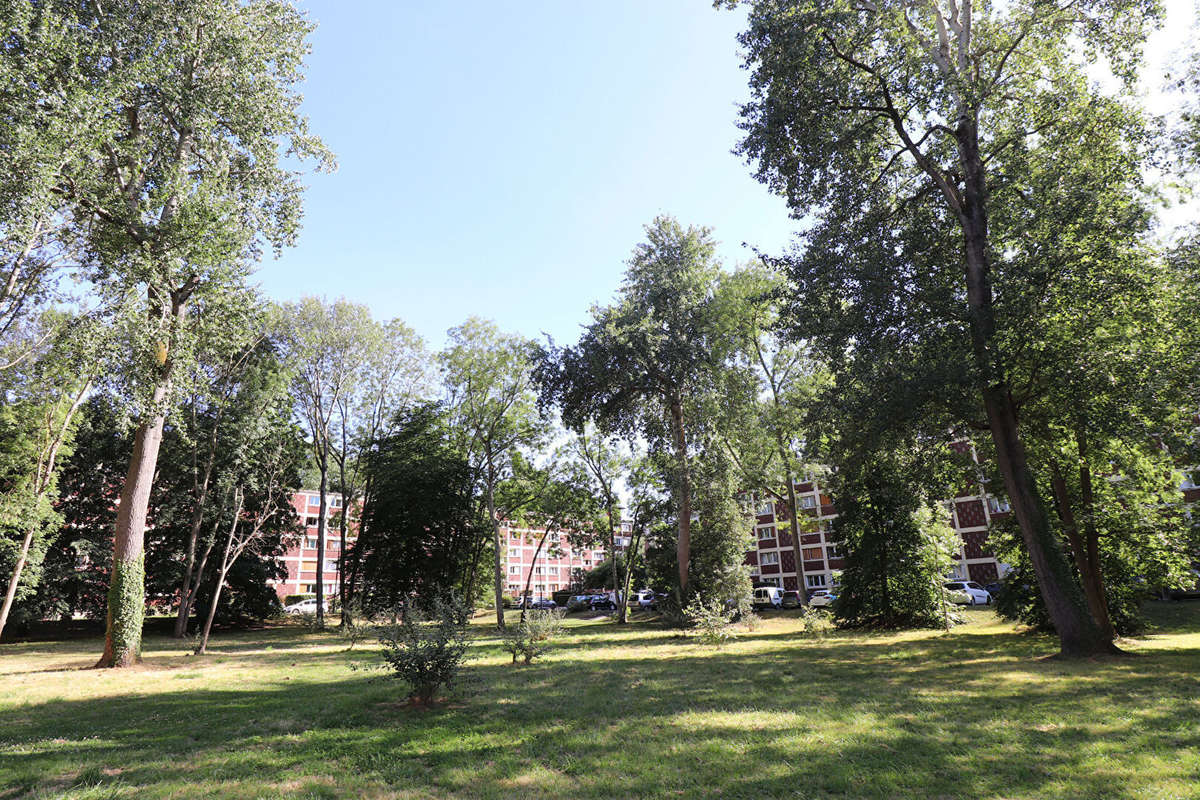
(2, 605), (1199, 800)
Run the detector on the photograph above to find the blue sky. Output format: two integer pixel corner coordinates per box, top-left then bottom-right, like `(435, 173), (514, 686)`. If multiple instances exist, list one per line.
(259, 0), (1196, 351)
(258, 1), (795, 349)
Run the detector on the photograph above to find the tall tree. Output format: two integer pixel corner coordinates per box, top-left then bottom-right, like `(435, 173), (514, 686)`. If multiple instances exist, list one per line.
(276, 298), (371, 628)
(535, 216), (737, 600)
(29, 0), (331, 666)
(725, 0), (1160, 655)
(331, 319), (428, 621)
(442, 317), (545, 629)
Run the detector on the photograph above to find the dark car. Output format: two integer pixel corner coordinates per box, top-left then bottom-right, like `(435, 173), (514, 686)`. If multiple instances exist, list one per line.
(781, 590), (802, 609)
(588, 594), (616, 610)
(529, 598), (557, 610)
(983, 582), (1004, 597)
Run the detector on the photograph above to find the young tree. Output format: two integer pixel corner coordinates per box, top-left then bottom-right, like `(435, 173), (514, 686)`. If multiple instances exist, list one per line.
(569, 428), (632, 621)
(0, 318), (97, 639)
(194, 414), (304, 654)
(829, 441), (959, 630)
(32, 0), (331, 667)
(725, 0), (1159, 655)
(535, 216), (737, 599)
(276, 298), (372, 627)
(442, 317), (545, 629)
(714, 264), (827, 601)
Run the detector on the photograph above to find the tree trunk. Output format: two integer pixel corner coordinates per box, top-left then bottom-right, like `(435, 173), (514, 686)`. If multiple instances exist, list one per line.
(174, 426), (218, 637)
(96, 397), (167, 667)
(487, 481), (505, 629)
(618, 525), (643, 624)
(519, 528), (554, 623)
(668, 398), (692, 598)
(0, 526), (38, 639)
(1075, 427), (1114, 639)
(315, 454), (328, 628)
(195, 562), (230, 655)
(1049, 461), (1114, 640)
(955, 119), (1113, 657)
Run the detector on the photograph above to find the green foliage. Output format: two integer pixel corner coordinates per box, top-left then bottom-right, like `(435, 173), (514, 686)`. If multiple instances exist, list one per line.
(684, 595), (737, 647)
(377, 595), (471, 704)
(831, 443), (961, 630)
(798, 606), (834, 639)
(501, 608), (566, 664)
(346, 403), (480, 614)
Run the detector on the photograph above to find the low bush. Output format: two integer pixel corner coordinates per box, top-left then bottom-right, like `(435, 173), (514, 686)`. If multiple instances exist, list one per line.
(799, 606), (834, 639)
(685, 595), (737, 647)
(378, 595), (470, 704)
(501, 609), (565, 664)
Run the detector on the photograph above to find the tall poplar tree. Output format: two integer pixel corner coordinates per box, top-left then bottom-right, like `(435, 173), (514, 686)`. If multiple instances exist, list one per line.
(37, 0), (332, 666)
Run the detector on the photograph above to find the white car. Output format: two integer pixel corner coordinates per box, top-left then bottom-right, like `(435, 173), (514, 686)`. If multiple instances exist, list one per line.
(808, 589), (836, 608)
(632, 590), (655, 608)
(944, 580), (992, 605)
(284, 598), (321, 615)
(752, 586), (783, 609)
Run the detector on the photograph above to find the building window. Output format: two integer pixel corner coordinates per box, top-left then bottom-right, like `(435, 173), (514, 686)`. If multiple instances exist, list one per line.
(331, 497), (343, 508)
(324, 560), (338, 572)
(987, 496), (1012, 514)
(760, 576), (781, 587)
(760, 552), (780, 566)
(757, 526), (775, 540)
(826, 544), (844, 559)
(757, 500), (774, 516)
(508, 547), (520, 557)
(806, 573), (827, 588)
(307, 495), (320, 508)
(799, 496), (817, 509)
(509, 565), (521, 575)
(802, 546), (823, 560)
(305, 516), (319, 528)
(535, 567), (545, 575)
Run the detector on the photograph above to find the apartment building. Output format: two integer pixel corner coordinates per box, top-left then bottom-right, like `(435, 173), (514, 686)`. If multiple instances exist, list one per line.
(745, 477), (1010, 593)
(269, 490), (356, 601)
(747, 441), (1013, 592)
(503, 523), (632, 600)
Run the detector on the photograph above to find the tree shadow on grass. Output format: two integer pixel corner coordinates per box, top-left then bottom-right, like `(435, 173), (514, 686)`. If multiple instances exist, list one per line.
(4, 619), (1199, 800)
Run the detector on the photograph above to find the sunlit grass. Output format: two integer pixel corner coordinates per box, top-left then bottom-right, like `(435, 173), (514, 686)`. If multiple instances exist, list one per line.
(2, 605), (1198, 799)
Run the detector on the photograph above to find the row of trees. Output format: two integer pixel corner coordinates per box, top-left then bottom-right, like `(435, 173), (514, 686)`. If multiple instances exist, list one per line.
(2, 0), (1197, 666)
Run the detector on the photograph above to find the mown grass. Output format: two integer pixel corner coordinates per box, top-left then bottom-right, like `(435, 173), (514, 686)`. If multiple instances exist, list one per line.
(2, 604), (1199, 800)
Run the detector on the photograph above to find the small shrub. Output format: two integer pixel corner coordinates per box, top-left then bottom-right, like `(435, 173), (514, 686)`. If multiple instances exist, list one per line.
(799, 606), (834, 639)
(338, 614), (375, 651)
(685, 595), (737, 647)
(378, 595), (470, 704)
(502, 609), (565, 664)
(739, 610), (762, 632)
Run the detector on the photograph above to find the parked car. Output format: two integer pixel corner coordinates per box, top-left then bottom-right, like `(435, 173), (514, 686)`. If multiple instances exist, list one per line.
(588, 594), (615, 610)
(781, 590), (802, 609)
(529, 598), (557, 610)
(983, 581), (1004, 598)
(284, 598), (321, 615)
(566, 595), (591, 612)
(808, 589), (836, 608)
(632, 590), (655, 609)
(944, 580), (992, 605)
(752, 586), (783, 609)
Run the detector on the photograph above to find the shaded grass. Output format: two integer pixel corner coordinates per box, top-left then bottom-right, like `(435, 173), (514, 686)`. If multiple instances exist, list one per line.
(2, 605), (1199, 799)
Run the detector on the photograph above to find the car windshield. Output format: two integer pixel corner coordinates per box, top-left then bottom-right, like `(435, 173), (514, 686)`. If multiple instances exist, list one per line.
(946, 582), (964, 589)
